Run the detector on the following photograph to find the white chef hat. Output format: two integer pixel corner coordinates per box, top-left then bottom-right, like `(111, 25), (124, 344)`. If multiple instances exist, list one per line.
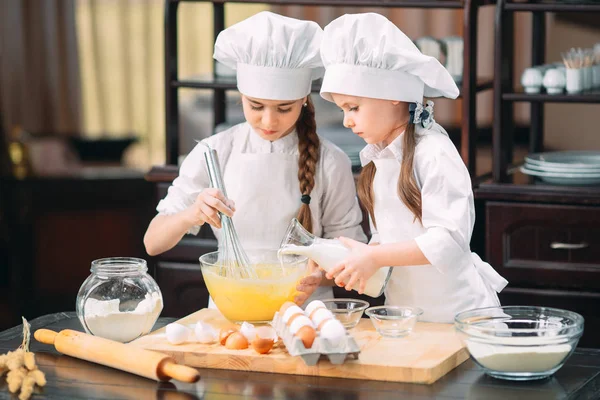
(320, 13), (459, 103)
(213, 11), (324, 101)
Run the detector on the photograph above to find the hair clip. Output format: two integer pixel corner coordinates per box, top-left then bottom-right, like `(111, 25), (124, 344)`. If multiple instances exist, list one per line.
(409, 100), (435, 129)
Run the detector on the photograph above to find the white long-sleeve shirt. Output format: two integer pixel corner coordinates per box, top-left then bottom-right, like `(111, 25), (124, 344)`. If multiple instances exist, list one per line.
(157, 122), (367, 248)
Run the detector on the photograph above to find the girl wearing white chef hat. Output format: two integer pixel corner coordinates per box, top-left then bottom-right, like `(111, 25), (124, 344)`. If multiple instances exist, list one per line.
(319, 13), (508, 323)
(144, 11), (366, 306)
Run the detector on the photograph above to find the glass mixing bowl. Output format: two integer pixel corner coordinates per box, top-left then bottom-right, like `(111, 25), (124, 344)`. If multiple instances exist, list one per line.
(365, 306), (423, 338)
(322, 298), (369, 329)
(76, 257), (163, 343)
(455, 306), (584, 381)
(199, 249), (308, 323)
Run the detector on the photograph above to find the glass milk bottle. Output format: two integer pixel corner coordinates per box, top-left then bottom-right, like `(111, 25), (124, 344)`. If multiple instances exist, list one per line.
(278, 219), (392, 298)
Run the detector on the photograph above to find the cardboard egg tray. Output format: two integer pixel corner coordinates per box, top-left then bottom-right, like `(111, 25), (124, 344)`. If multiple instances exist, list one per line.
(271, 311), (360, 366)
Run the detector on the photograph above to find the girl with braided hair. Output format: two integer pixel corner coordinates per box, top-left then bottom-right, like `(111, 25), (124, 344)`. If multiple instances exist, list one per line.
(144, 12), (366, 307)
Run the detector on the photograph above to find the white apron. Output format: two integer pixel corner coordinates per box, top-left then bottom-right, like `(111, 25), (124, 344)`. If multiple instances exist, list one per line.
(207, 150), (332, 308)
(373, 158), (506, 323)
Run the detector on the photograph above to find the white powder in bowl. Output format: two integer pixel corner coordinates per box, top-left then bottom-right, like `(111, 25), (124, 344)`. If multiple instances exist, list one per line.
(83, 292), (163, 343)
(467, 341), (572, 372)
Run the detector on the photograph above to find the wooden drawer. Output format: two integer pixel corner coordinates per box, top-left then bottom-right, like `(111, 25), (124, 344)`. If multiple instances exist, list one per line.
(155, 261), (209, 318)
(487, 202), (600, 290)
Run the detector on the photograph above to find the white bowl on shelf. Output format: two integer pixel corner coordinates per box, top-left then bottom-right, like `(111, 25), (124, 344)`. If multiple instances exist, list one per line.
(521, 68), (543, 93)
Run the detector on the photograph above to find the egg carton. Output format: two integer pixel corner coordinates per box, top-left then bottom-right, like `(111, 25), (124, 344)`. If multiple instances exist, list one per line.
(271, 311), (360, 366)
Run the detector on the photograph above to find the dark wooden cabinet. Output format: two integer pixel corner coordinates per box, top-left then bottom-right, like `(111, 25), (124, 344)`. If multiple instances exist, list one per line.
(0, 170), (154, 330)
(475, 191), (600, 348)
(482, 200), (600, 348)
(486, 202), (600, 291)
(155, 261), (211, 317)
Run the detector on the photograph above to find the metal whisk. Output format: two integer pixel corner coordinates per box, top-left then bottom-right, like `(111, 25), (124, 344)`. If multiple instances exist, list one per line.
(203, 144), (256, 279)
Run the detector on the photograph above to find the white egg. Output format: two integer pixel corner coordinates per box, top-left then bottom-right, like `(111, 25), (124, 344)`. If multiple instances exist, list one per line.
(320, 319), (346, 348)
(240, 321), (256, 342)
(305, 300), (326, 316)
(194, 321), (217, 344)
(310, 308), (334, 328)
(166, 323), (191, 345)
(289, 315), (314, 335)
(282, 305), (304, 324)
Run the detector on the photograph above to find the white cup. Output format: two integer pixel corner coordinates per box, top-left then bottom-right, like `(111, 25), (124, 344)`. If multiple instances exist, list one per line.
(583, 66), (593, 91)
(593, 65), (600, 88)
(566, 68), (583, 94)
(543, 68), (566, 94)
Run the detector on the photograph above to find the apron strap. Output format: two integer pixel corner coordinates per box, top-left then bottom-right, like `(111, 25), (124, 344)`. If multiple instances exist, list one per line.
(471, 253), (508, 293)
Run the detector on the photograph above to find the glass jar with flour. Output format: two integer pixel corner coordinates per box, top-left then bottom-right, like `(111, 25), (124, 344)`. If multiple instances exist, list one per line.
(76, 257), (163, 343)
(278, 219), (392, 298)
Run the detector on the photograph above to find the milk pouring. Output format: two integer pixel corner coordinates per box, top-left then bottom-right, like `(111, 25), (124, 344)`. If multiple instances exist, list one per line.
(279, 242), (391, 297)
(278, 219), (391, 298)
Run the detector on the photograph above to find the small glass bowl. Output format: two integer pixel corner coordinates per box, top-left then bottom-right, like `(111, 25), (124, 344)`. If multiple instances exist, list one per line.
(365, 306), (423, 338)
(455, 306), (584, 381)
(322, 298), (369, 329)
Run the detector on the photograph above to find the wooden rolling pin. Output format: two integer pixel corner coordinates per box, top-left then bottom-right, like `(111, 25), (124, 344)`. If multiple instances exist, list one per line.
(34, 329), (199, 383)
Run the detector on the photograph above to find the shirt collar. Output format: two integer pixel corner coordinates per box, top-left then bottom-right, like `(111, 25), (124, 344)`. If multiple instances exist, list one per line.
(359, 130), (404, 166)
(358, 122), (449, 166)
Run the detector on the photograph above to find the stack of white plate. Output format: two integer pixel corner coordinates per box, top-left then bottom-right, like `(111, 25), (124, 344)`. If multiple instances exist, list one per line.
(520, 151), (600, 185)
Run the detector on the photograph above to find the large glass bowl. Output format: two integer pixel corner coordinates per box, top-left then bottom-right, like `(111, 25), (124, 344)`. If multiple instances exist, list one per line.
(199, 249), (308, 323)
(455, 306), (584, 381)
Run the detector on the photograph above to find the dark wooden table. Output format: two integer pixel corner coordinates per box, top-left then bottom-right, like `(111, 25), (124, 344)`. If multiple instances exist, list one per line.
(1, 313), (599, 399)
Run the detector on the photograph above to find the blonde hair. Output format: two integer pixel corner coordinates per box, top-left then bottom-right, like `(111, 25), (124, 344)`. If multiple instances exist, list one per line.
(357, 122), (422, 227)
(295, 97), (320, 233)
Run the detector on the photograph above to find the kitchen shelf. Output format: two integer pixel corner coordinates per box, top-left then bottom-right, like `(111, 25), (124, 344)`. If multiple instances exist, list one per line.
(164, 0), (495, 175)
(492, 0), (600, 183)
(505, 0), (600, 12)
(172, 0), (489, 8)
(172, 77), (494, 97)
(503, 88), (600, 103)
(475, 169), (600, 205)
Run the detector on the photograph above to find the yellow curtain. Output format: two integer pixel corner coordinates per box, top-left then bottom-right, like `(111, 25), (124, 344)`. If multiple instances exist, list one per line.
(1, 0), (81, 135)
(76, 0), (268, 167)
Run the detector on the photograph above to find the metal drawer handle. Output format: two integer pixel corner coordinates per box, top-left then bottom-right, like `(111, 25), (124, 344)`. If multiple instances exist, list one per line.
(550, 242), (589, 250)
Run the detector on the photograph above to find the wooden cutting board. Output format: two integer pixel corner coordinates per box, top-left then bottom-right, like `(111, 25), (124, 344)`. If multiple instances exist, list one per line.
(130, 309), (469, 384)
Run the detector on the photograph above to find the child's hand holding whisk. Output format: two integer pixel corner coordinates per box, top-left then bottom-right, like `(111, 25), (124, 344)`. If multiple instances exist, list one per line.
(184, 188), (236, 229)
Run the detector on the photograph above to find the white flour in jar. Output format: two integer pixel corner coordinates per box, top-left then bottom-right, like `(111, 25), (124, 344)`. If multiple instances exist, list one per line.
(467, 340), (572, 372)
(84, 292), (163, 343)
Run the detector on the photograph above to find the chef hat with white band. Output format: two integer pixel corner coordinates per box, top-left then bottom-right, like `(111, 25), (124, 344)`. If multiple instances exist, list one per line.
(319, 13), (459, 104)
(213, 11), (324, 101)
